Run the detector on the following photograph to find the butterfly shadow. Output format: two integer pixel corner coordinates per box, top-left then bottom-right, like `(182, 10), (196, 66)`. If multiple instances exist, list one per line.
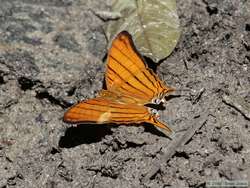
(143, 56), (158, 72)
(143, 123), (169, 138)
(59, 124), (113, 148)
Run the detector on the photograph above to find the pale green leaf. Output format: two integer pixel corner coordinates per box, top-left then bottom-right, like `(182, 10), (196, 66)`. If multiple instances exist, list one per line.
(105, 0), (181, 62)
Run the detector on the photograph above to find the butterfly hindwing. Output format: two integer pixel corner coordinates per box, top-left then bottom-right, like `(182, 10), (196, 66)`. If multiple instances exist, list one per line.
(63, 91), (171, 133)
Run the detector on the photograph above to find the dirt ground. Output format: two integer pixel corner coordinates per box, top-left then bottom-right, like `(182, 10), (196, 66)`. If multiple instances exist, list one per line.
(0, 0), (249, 187)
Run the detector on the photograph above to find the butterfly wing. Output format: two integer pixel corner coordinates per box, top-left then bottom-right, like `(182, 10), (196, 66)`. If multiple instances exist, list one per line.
(63, 31), (175, 135)
(105, 31), (174, 104)
(63, 92), (172, 133)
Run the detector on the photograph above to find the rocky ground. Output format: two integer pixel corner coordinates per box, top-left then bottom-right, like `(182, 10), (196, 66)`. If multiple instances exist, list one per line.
(0, 0), (249, 187)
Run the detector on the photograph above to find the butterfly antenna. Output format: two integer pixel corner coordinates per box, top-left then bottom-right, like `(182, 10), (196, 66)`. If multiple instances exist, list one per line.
(171, 88), (192, 97)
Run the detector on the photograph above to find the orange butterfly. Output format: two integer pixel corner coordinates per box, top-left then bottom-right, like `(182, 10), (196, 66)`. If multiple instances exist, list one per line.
(63, 31), (175, 135)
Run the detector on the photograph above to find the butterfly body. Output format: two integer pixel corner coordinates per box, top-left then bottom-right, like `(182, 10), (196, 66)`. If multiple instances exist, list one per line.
(64, 31), (175, 135)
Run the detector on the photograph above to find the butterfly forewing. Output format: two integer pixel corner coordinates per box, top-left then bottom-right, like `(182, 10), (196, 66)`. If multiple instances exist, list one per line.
(63, 97), (146, 123)
(105, 31), (174, 104)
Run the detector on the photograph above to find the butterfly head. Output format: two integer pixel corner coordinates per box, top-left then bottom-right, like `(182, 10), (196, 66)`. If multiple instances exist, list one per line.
(152, 86), (175, 104)
(149, 108), (159, 117)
